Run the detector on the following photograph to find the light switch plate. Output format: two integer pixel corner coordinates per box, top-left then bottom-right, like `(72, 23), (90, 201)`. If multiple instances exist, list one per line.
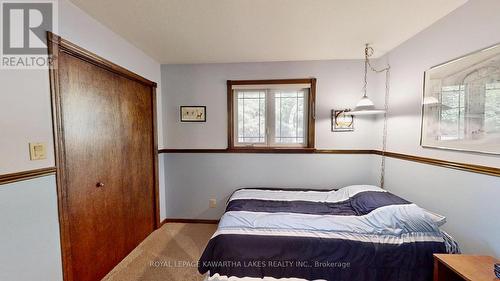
(29, 142), (47, 160)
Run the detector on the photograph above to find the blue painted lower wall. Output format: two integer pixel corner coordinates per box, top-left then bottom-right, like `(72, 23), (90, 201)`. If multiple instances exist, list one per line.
(164, 153), (500, 257)
(0, 175), (63, 281)
(164, 153), (380, 219)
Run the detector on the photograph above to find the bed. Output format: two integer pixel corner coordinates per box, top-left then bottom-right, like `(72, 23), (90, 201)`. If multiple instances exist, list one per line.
(199, 185), (459, 281)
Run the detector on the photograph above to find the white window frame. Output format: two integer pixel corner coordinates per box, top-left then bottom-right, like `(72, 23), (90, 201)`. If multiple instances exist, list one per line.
(268, 89), (309, 147)
(232, 86), (310, 148)
(233, 89), (269, 147)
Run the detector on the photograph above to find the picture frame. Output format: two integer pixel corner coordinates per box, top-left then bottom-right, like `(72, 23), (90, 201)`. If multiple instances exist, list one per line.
(180, 106), (206, 122)
(420, 43), (500, 155)
(332, 109), (354, 132)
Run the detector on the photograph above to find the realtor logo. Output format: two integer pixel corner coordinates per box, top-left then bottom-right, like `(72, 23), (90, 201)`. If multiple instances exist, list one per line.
(1, 0), (57, 69)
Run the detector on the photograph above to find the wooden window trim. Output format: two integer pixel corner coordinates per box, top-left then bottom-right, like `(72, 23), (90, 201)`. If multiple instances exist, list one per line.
(227, 78), (316, 151)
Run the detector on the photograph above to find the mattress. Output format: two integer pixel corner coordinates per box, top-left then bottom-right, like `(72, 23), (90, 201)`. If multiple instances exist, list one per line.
(199, 185), (455, 281)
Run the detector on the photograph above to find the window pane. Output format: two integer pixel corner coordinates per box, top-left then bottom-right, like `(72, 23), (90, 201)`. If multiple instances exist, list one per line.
(274, 90), (306, 144)
(439, 108), (464, 140)
(237, 91), (266, 143)
(440, 85), (465, 140)
(485, 82), (500, 133)
(441, 85), (464, 108)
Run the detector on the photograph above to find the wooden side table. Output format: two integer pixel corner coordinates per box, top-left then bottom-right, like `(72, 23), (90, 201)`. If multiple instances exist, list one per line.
(433, 254), (498, 281)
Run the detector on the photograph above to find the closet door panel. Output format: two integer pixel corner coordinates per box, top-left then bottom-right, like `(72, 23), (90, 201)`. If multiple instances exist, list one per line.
(58, 50), (155, 281)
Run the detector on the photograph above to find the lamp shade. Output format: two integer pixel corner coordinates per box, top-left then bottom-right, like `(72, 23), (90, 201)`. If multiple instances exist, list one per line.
(349, 96), (385, 115)
(356, 96), (375, 107)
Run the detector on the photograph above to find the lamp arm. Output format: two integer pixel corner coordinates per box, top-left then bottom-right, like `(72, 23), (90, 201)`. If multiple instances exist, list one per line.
(362, 44), (390, 98)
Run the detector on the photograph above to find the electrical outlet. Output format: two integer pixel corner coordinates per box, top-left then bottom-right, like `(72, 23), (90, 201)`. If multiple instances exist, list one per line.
(29, 142), (47, 160)
(209, 199), (217, 208)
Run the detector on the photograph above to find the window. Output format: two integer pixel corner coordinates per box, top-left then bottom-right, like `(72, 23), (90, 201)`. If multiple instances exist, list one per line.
(439, 85), (465, 140)
(485, 82), (500, 133)
(228, 79), (316, 150)
(438, 83), (500, 141)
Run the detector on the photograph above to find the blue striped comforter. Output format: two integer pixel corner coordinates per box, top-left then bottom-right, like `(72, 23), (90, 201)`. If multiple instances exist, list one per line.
(199, 185), (450, 281)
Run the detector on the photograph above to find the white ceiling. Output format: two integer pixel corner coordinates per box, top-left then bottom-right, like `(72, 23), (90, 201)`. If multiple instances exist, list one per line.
(69, 0), (467, 64)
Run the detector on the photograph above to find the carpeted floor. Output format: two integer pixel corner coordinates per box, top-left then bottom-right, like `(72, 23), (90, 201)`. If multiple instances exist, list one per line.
(102, 223), (217, 281)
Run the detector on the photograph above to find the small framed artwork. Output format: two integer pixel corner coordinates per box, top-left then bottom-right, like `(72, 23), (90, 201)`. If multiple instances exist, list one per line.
(180, 106), (206, 122)
(332, 109), (354, 132)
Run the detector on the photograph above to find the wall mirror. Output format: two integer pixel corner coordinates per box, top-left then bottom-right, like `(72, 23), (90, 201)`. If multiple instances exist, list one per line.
(421, 43), (500, 155)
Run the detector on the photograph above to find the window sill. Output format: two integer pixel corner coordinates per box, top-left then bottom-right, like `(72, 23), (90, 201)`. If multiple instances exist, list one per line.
(227, 147), (316, 153)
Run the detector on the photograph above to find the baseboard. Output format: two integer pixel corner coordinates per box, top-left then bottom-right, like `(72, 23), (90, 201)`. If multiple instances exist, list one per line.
(161, 218), (220, 226)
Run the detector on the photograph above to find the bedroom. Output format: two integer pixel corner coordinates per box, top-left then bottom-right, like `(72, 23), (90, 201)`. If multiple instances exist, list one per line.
(0, 0), (499, 280)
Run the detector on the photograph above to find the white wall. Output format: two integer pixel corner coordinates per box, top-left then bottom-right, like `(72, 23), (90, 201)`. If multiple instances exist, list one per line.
(162, 60), (382, 149)
(0, 1), (165, 280)
(161, 60), (384, 220)
(378, 0), (500, 168)
(379, 0), (500, 256)
(0, 64), (54, 174)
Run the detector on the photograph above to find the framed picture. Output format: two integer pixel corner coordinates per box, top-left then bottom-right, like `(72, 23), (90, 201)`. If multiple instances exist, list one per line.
(421, 43), (500, 155)
(332, 109), (354, 132)
(180, 106), (206, 122)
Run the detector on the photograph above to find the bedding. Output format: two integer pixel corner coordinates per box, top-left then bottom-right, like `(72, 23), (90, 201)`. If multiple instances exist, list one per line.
(422, 209), (447, 226)
(199, 185), (459, 281)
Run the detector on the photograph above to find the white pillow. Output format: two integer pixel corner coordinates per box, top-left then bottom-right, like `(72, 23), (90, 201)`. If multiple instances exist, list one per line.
(423, 209), (447, 226)
(341, 185), (386, 197)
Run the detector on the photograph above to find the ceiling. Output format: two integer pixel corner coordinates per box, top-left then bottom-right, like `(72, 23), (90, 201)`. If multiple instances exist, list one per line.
(69, 0), (468, 64)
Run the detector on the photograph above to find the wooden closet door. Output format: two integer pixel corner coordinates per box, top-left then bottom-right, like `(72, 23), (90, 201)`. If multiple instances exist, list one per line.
(52, 34), (158, 281)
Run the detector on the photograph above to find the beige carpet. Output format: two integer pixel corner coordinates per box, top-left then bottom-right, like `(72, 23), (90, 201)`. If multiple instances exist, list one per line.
(102, 223), (217, 281)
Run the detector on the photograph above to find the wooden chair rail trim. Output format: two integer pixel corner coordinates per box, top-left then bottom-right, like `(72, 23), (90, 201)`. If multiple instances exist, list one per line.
(376, 151), (500, 177)
(161, 218), (220, 226)
(159, 148), (500, 177)
(2, 150), (496, 186)
(0, 167), (57, 185)
(159, 148), (370, 154)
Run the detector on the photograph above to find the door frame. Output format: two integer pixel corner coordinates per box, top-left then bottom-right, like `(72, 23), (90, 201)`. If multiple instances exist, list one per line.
(47, 32), (160, 281)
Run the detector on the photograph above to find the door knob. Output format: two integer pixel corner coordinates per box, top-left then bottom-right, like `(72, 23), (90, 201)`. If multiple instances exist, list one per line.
(96, 182), (105, 188)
